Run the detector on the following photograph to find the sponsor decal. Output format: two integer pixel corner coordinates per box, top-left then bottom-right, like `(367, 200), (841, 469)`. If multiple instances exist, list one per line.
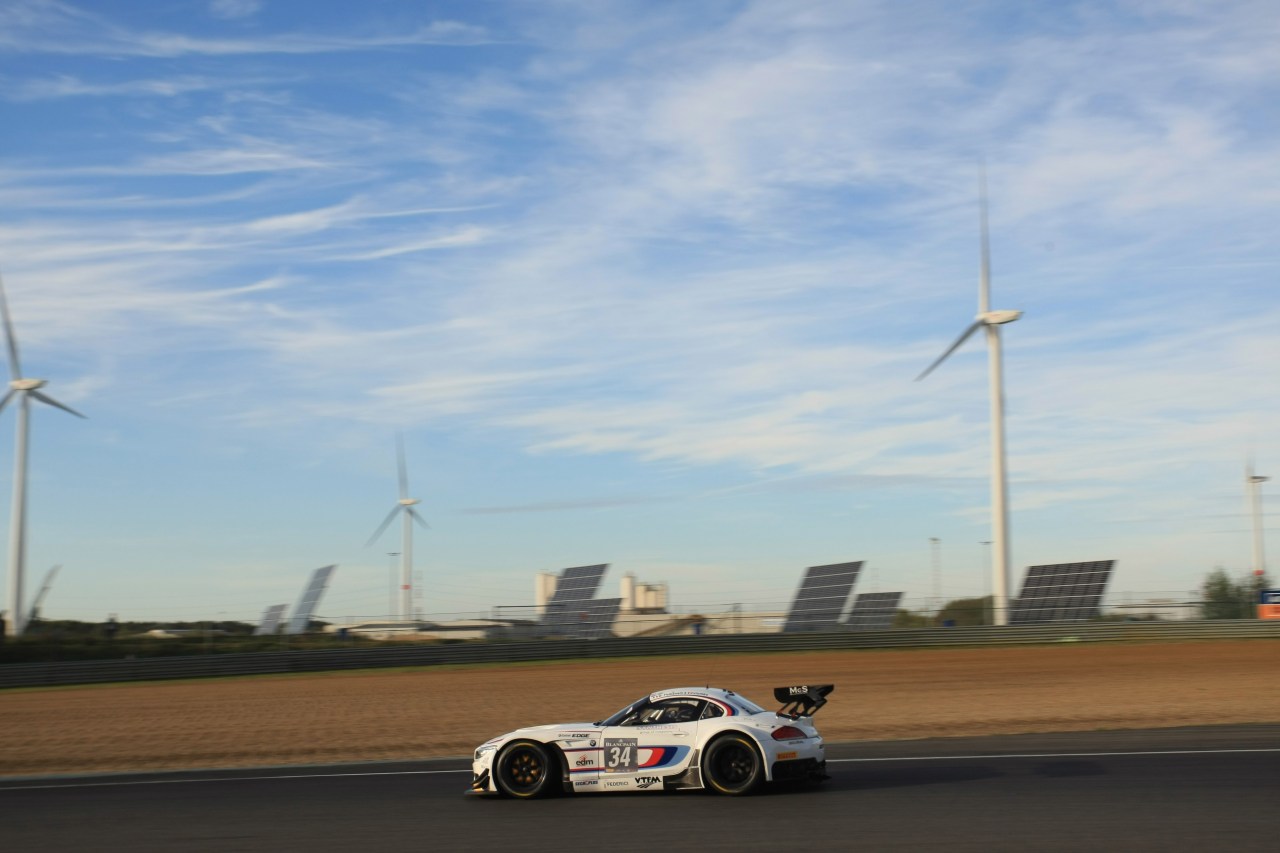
(788, 685), (809, 696)
(651, 688), (726, 701)
(565, 746), (601, 772)
(574, 780), (598, 788)
(777, 751), (798, 761)
(559, 732), (597, 738)
(635, 776), (661, 789)
(605, 781), (630, 788)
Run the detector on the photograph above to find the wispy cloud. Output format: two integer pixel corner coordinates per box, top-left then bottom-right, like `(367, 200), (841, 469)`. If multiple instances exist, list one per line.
(336, 226), (494, 261)
(460, 495), (665, 515)
(209, 0), (261, 21)
(3, 73), (246, 101)
(0, 0), (498, 57)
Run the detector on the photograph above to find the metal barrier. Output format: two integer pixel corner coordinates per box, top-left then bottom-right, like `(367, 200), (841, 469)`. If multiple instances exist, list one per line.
(2, 620), (1278, 689)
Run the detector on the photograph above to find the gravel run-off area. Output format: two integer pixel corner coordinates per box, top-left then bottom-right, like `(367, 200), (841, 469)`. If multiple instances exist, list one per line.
(2, 639), (1277, 776)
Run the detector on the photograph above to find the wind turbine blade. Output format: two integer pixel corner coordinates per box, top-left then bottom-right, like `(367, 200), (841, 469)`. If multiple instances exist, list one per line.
(27, 564), (61, 623)
(979, 165), (991, 315)
(0, 388), (15, 415)
(916, 320), (983, 381)
(365, 505), (402, 546)
(30, 390), (87, 419)
(0, 273), (23, 381)
(407, 507), (430, 530)
(396, 433), (409, 500)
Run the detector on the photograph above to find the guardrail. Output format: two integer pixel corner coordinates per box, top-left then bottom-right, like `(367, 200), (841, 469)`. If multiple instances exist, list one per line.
(3, 620), (1278, 689)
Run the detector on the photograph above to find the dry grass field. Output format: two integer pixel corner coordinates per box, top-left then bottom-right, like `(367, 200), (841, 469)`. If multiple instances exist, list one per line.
(2, 639), (1277, 776)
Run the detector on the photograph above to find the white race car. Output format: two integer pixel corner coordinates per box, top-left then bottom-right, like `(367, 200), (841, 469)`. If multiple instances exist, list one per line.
(469, 684), (832, 797)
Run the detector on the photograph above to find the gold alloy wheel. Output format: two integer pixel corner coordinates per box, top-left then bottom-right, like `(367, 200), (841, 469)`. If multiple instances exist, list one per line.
(497, 741), (554, 798)
(510, 749), (543, 786)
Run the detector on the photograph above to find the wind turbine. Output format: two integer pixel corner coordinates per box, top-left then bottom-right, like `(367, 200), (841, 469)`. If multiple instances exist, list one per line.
(916, 174), (1022, 626)
(0, 275), (86, 637)
(366, 435), (428, 622)
(0, 275), (85, 635)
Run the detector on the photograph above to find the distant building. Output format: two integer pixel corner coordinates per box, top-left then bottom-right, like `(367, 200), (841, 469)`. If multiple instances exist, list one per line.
(325, 619), (517, 641)
(619, 573), (668, 614)
(1107, 598), (1200, 621)
(140, 628), (226, 639)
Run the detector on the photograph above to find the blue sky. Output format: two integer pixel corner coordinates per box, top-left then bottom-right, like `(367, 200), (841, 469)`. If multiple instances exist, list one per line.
(0, 0), (1276, 625)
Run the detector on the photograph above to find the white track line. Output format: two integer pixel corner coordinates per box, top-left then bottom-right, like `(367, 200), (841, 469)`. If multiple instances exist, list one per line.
(0, 768), (469, 791)
(3, 747), (1277, 792)
(831, 747), (1280, 763)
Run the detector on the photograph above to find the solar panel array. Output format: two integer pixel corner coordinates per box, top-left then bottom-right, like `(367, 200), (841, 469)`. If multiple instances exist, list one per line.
(1009, 560), (1116, 624)
(254, 603), (287, 636)
(782, 561), (863, 633)
(543, 564), (610, 638)
(844, 591), (903, 631)
(577, 597), (622, 640)
(548, 564), (607, 606)
(285, 564), (337, 635)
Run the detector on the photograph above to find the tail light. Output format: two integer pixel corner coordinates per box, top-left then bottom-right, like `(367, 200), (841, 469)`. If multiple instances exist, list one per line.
(772, 725), (807, 740)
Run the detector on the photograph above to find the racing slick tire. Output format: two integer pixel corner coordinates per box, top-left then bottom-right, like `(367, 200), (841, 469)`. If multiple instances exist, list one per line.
(494, 740), (559, 799)
(701, 734), (763, 796)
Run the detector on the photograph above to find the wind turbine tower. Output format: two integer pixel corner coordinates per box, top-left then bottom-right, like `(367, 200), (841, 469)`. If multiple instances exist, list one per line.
(916, 175), (1022, 626)
(367, 435), (428, 622)
(0, 275), (86, 637)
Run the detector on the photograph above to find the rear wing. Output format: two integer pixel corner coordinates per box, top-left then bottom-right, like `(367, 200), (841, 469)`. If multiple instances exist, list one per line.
(773, 684), (834, 718)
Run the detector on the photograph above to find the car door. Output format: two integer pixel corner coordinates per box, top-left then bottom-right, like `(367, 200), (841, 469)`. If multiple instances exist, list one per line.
(600, 697), (703, 790)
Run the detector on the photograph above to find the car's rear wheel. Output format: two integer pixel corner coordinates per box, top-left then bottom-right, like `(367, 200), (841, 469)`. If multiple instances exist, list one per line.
(702, 734), (763, 796)
(494, 740), (557, 799)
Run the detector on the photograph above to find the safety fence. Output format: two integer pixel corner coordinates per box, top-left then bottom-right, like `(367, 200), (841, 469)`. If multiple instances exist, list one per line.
(2, 619), (1278, 689)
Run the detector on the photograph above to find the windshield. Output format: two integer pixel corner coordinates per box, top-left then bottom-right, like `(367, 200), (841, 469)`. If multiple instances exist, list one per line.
(598, 696), (648, 727)
(598, 692), (768, 725)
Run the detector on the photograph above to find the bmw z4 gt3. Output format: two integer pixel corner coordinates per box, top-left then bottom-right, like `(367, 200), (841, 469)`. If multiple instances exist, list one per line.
(470, 684), (832, 798)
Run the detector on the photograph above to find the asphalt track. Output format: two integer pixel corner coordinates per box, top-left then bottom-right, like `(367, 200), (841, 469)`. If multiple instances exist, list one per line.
(2, 726), (1277, 852)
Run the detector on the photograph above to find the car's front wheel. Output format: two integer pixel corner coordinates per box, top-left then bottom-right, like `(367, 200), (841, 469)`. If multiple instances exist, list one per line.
(702, 734), (763, 795)
(494, 740), (557, 799)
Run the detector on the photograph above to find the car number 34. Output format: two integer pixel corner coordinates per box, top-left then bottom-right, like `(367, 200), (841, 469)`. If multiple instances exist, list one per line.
(604, 738), (637, 772)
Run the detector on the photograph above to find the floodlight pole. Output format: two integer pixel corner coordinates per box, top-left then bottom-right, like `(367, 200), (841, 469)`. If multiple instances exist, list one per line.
(929, 537), (941, 615)
(6, 394), (30, 638)
(1247, 467), (1268, 576)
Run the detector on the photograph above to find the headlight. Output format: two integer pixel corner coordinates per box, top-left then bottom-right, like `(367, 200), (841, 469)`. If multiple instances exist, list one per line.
(474, 744), (497, 761)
